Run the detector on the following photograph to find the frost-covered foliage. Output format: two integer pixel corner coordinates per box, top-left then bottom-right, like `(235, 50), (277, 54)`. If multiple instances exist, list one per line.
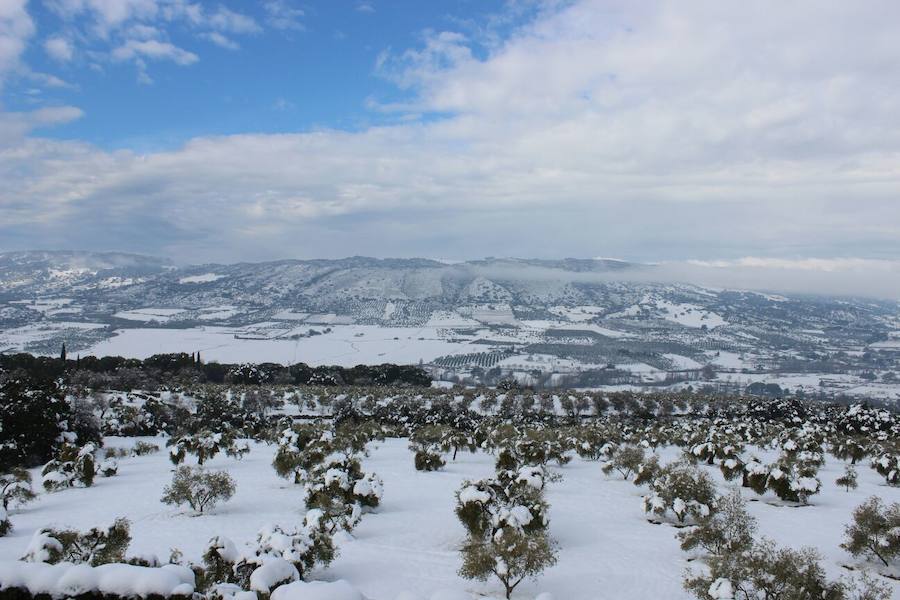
(161, 466), (236, 513)
(21, 518), (132, 566)
(643, 461), (717, 524)
(841, 496), (900, 567)
(132, 441), (160, 456)
(0, 468), (36, 536)
(410, 425), (448, 472)
(764, 458), (822, 505)
(684, 539), (890, 600)
(836, 464), (858, 492)
(602, 445), (645, 480)
(272, 424), (334, 484)
(198, 513), (335, 593)
(740, 456), (821, 505)
(679, 491), (756, 558)
(168, 431), (247, 466)
(871, 451), (899, 486)
(41, 443), (99, 491)
(455, 469), (557, 598)
(831, 436), (871, 465)
(304, 454), (382, 534)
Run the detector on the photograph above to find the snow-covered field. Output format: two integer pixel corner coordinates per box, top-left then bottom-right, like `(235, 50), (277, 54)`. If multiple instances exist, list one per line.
(82, 326), (479, 367)
(2, 438), (897, 599)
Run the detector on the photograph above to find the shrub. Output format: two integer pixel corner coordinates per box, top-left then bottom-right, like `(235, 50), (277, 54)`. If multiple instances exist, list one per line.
(161, 466), (236, 513)
(40, 443), (98, 491)
(643, 461), (717, 524)
(685, 540), (844, 600)
(1, 469), (36, 511)
(414, 449), (446, 472)
(459, 526), (557, 600)
(841, 496), (900, 567)
(132, 441), (160, 456)
(455, 474), (557, 599)
(21, 518), (131, 566)
(601, 445), (645, 480)
(836, 464), (858, 492)
(679, 491), (756, 557)
(304, 455), (382, 533)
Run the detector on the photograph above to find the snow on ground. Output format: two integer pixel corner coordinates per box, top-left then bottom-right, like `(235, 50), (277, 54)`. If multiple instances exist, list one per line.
(113, 308), (188, 323)
(0, 322), (107, 351)
(83, 326), (478, 366)
(655, 300), (727, 329)
(178, 274), (225, 284)
(662, 354), (704, 370)
(1, 439), (897, 600)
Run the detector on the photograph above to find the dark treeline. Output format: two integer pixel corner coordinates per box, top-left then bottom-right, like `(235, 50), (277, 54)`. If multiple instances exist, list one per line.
(0, 351), (432, 390)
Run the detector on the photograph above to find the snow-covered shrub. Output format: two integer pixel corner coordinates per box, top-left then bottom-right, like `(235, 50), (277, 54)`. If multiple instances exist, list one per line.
(132, 441), (160, 456)
(304, 455), (382, 533)
(765, 459), (821, 505)
(439, 428), (477, 461)
(236, 514), (336, 586)
(632, 454), (662, 486)
(643, 461), (716, 524)
(21, 517), (132, 566)
(99, 458), (119, 477)
(840, 496), (900, 567)
(684, 539), (890, 600)
(161, 466), (236, 513)
(679, 491), (757, 558)
(740, 458), (769, 495)
(1, 469), (36, 515)
(871, 451), (899, 486)
(272, 424), (333, 485)
(410, 425), (448, 472)
(689, 432), (743, 467)
(458, 525), (557, 600)
(831, 436), (870, 464)
(167, 431), (235, 466)
(601, 445), (645, 480)
(455, 474), (557, 599)
(225, 439), (251, 461)
(571, 424), (608, 461)
(741, 456), (821, 504)
(414, 449), (446, 472)
(40, 443), (98, 491)
(455, 474), (549, 541)
(836, 464), (858, 492)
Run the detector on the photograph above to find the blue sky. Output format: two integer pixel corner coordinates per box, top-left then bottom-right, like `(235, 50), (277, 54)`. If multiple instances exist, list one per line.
(0, 0), (899, 295)
(5, 1), (520, 149)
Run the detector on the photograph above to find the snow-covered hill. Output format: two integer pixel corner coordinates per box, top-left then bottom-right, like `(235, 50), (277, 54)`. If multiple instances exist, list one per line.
(1, 251), (898, 399)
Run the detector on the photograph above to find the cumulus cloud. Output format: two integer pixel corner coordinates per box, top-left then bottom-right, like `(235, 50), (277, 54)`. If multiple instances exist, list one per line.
(0, 0), (34, 82)
(44, 36), (74, 61)
(1, 0), (900, 299)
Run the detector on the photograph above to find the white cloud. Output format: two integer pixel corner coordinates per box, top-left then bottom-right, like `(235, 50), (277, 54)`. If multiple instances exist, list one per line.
(0, 105), (83, 145)
(0, 0), (34, 83)
(112, 38), (197, 65)
(200, 31), (239, 50)
(44, 36), (75, 61)
(356, 2), (375, 14)
(264, 0), (304, 31)
(206, 6), (260, 35)
(2, 0), (900, 296)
